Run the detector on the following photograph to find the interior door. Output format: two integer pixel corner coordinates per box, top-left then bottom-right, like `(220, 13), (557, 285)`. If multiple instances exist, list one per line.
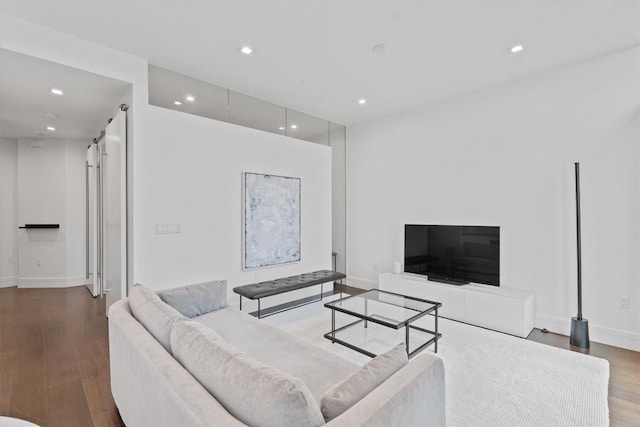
(86, 144), (98, 296)
(103, 110), (127, 312)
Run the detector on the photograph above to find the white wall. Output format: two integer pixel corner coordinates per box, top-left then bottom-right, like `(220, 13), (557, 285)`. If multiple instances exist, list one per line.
(347, 48), (640, 351)
(1, 15), (333, 307)
(0, 13), (148, 293)
(137, 106), (332, 309)
(16, 138), (89, 287)
(17, 139), (67, 284)
(0, 138), (18, 287)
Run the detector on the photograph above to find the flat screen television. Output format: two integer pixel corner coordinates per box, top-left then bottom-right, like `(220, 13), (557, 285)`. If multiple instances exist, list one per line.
(404, 225), (500, 286)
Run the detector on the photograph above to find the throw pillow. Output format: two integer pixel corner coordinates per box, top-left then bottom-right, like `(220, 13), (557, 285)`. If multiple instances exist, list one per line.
(128, 284), (185, 353)
(159, 280), (228, 318)
(320, 343), (408, 421)
(171, 320), (325, 427)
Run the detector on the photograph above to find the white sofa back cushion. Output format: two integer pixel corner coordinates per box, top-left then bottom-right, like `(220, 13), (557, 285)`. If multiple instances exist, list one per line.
(171, 320), (325, 427)
(128, 284), (185, 353)
(159, 280), (227, 318)
(320, 343), (409, 421)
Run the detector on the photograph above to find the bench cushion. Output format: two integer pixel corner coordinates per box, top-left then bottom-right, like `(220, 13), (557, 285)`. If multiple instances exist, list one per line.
(233, 270), (346, 300)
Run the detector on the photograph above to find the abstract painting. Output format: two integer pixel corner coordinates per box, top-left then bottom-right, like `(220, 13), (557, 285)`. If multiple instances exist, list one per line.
(244, 172), (301, 269)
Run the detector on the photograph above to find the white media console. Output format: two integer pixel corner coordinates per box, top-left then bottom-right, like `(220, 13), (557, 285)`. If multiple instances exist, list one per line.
(378, 272), (535, 337)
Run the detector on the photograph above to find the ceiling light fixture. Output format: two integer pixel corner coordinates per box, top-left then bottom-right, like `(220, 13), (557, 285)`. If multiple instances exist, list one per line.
(358, 99), (367, 105)
(510, 45), (524, 53)
(241, 46), (253, 55)
(174, 101), (182, 106)
(186, 95), (195, 102)
(290, 124), (298, 129)
(46, 126), (56, 131)
(50, 88), (63, 95)
(278, 126), (285, 130)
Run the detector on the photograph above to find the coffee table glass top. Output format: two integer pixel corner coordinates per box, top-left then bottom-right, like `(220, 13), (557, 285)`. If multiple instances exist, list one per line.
(324, 289), (441, 329)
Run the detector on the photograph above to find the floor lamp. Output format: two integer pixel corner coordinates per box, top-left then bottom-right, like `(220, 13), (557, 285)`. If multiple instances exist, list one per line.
(570, 162), (590, 348)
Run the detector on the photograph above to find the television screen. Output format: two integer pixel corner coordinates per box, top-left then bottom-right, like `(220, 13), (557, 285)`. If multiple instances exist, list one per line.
(404, 225), (500, 286)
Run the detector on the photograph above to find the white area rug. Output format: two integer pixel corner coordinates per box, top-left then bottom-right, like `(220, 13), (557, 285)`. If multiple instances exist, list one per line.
(264, 296), (610, 427)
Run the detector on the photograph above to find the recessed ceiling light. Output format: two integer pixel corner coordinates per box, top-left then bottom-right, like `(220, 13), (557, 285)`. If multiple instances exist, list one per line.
(50, 88), (63, 95)
(241, 46), (253, 55)
(290, 124), (298, 129)
(44, 112), (57, 119)
(46, 126), (56, 131)
(185, 95), (195, 102)
(511, 45), (524, 53)
(372, 43), (388, 54)
(358, 99), (367, 105)
(278, 126), (285, 130)
(174, 101), (182, 106)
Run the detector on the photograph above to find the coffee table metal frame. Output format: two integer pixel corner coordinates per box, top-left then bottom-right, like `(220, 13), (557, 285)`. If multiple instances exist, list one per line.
(324, 289), (442, 359)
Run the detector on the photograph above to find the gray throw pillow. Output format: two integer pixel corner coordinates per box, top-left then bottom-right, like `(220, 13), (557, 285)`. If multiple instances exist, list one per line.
(320, 343), (409, 421)
(128, 284), (185, 353)
(159, 280), (228, 318)
(171, 320), (325, 427)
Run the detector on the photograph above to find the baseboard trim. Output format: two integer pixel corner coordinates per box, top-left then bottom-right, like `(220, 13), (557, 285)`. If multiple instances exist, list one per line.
(535, 314), (640, 352)
(18, 276), (91, 288)
(0, 276), (17, 288)
(346, 275), (378, 290)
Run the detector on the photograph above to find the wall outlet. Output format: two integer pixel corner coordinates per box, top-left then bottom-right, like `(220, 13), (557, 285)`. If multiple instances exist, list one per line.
(618, 297), (630, 310)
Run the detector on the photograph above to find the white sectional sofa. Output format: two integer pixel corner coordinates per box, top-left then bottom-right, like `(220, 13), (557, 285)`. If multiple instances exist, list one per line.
(108, 281), (446, 427)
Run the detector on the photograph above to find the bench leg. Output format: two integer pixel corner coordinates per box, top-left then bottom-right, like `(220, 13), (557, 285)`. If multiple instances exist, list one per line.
(321, 283), (323, 300)
(239, 296), (242, 311)
(258, 299), (261, 319)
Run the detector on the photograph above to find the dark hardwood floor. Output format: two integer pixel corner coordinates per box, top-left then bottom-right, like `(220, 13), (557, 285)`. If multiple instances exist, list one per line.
(1, 283), (638, 426)
(0, 286), (123, 427)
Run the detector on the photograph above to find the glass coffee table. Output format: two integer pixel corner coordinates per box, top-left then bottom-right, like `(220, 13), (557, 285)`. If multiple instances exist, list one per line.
(324, 289), (442, 359)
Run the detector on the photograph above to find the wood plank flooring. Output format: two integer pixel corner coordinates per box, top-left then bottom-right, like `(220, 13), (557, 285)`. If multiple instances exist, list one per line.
(1, 284), (638, 426)
(0, 286), (123, 427)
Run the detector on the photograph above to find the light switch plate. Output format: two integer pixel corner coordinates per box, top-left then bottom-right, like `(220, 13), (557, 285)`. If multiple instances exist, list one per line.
(155, 224), (181, 234)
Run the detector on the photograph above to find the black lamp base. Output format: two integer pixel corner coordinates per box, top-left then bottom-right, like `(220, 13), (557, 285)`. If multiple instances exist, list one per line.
(570, 317), (590, 348)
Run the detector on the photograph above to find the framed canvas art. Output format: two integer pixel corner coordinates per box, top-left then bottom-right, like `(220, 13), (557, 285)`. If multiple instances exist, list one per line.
(243, 172), (301, 269)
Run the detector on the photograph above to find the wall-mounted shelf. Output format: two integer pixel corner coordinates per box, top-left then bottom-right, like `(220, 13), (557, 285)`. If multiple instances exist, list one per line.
(18, 224), (60, 229)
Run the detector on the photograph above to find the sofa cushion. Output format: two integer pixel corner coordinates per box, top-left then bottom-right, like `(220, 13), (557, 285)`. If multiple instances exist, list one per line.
(320, 343), (409, 421)
(194, 306), (360, 402)
(128, 284), (185, 353)
(159, 280), (227, 318)
(171, 320), (325, 427)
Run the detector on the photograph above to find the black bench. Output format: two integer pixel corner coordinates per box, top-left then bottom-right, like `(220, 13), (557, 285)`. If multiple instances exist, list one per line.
(233, 270), (346, 318)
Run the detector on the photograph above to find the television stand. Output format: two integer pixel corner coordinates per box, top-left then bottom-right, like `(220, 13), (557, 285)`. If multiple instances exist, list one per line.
(427, 275), (469, 286)
(379, 272), (534, 337)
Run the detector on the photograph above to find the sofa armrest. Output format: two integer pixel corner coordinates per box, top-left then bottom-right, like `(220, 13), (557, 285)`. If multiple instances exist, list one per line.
(326, 352), (445, 427)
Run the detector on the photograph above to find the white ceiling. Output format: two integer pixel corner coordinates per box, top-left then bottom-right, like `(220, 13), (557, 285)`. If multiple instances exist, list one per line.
(1, 1), (638, 126)
(0, 48), (131, 141)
